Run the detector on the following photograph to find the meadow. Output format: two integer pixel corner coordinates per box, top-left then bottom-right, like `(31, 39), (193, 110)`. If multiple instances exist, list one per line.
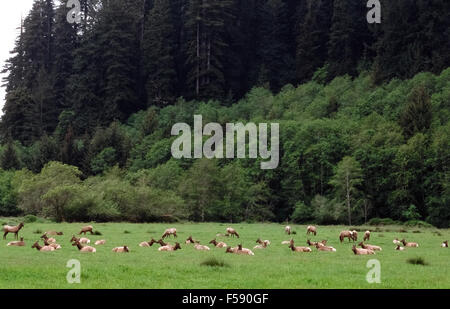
(0, 220), (449, 289)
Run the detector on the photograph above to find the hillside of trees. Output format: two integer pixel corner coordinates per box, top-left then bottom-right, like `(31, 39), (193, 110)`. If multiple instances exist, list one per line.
(0, 0), (449, 227)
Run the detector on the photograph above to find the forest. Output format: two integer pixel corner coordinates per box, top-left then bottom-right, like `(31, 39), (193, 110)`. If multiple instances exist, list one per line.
(0, 0), (449, 227)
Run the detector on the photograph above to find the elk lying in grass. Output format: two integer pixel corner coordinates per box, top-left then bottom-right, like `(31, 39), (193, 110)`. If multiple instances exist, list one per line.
(225, 227), (239, 238)
(442, 240), (448, 248)
(41, 234), (56, 244)
(185, 236), (200, 244)
(289, 240), (311, 252)
(358, 242), (382, 251)
(70, 235), (90, 244)
(306, 225), (317, 236)
(158, 242), (181, 252)
(401, 239), (419, 247)
(285, 226), (291, 235)
(139, 238), (156, 247)
(209, 239), (227, 248)
(3, 222), (24, 240)
(194, 243), (210, 251)
(95, 240), (106, 245)
(393, 238), (402, 245)
(307, 239), (327, 247)
(44, 231), (63, 236)
(79, 225), (94, 235)
(339, 230), (355, 243)
(112, 246), (129, 253)
(255, 238), (270, 247)
(352, 245), (374, 255)
(31, 241), (55, 252)
(227, 244), (254, 255)
(73, 240), (96, 252)
(7, 237), (25, 247)
(363, 231), (371, 241)
(162, 228), (177, 239)
(44, 238), (61, 250)
(281, 240), (291, 245)
(315, 243), (336, 252)
(395, 245), (405, 251)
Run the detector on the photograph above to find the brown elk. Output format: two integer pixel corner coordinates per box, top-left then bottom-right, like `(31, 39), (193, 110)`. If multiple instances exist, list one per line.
(44, 238), (62, 250)
(225, 227), (239, 238)
(158, 242), (181, 252)
(395, 245), (405, 251)
(285, 226), (291, 235)
(73, 241), (96, 252)
(139, 238), (156, 247)
(315, 243), (336, 252)
(235, 244), (254, 256)
(289, 240), (312, 252)
(162, 228), (177, 239)
(194, 243), (210, 251)
(70, 235), (90, 244)
(352, 245), (374, 255)
(363, 231), (370, 241)
(185, 236), (199, 244)
(31, 241), (55, 252)
(307, 239), (327, 247)
(306, 225), (317, 236)
(209, 239), (227, 248)
(41, 234), (56, 244)
(442, 240), (448, 248)
(401, 239), (419, 247)
(79, 225), (94, 235)
(339, 230), (354, 243)
(7, 237), (25, 247)
(112, 246), (130, 253)
(358, 242), (382, 251)
(44, 231), (63, 236)
(256, 238), (270, 246)
(95, 240), (106, 245)
(3, 222), (24, 240)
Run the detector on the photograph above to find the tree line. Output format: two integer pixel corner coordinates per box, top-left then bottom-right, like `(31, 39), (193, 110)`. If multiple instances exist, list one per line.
(0, 0), (449, 227)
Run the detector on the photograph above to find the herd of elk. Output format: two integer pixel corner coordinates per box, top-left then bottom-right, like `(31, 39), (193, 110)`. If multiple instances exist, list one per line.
(4, 224), (444, 258)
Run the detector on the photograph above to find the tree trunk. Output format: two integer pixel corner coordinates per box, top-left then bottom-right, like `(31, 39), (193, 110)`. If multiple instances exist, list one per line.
(346, 171), (351, 225)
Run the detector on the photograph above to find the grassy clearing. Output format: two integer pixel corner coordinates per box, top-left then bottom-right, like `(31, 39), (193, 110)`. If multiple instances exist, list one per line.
(0, 221), (448, 289)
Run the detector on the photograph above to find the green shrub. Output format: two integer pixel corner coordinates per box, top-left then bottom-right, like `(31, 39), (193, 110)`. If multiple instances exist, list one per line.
(23, 214), (38, 223)
(407, 257), (428, 266)
(200, 257), (230, 268)
(367, 218), (400, 226)
(403, 220), (433, 228)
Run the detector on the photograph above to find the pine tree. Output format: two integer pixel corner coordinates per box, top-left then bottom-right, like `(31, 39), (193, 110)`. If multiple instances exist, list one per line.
(296, 0), (333, 83)
(0, 141), (21, 171)
(184, 0), (235, 99)
(143, 0), (178, 106)
(400, 85), (433, 139)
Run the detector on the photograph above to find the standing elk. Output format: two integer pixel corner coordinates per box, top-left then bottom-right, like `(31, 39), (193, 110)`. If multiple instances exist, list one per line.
(3, 222), (24, 240)
(363, 231), (371, 241)
(79, 225), (94, 235)
(285, 226), (291, 235)
(225, 227), (239, 238)
(339, 230), (355, 243)
(306, 225), (317, 236)
(162, 228), (177, 239)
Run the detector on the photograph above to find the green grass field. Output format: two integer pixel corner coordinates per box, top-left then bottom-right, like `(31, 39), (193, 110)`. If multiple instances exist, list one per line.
(0, 220), (448, 289)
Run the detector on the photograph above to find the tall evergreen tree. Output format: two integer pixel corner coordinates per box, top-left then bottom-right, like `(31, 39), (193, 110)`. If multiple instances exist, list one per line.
(143, 0), (178, 106)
